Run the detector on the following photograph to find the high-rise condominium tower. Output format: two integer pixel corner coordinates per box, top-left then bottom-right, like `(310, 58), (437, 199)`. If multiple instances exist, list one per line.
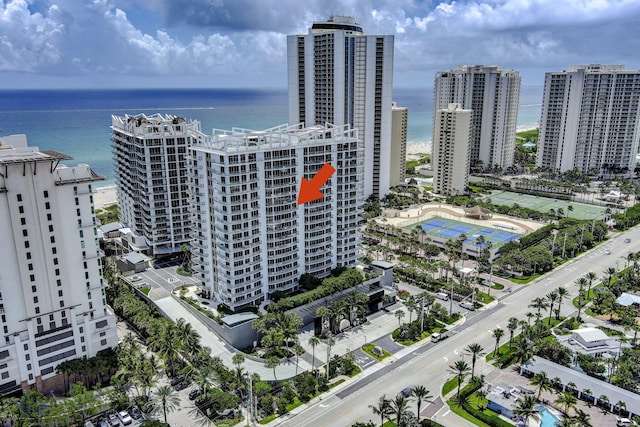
(288, 15), (394, 198)
(0, 135), (117, 394)
(433, 104), (472, 195)
(190, 123), (363, 311)
(112, 114), (206, 256)
(537, 64), (640, 177)
(389, 102), (408, 187)
(434, 65), (520, 172)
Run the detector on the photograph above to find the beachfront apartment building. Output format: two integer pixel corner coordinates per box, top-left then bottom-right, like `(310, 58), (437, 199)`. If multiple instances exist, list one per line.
(434, 65), (520, 172)
(0, 134), (117, 395)
(189, 123), (364, 311)
(433, 104), (472, 195)
(390, 102), (408, 187)
(287, 15), (394, 198)
(112, 114), (207, 256)
(537, 64), (640, 177)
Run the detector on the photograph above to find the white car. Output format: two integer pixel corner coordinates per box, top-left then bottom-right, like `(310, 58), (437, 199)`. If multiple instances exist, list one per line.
(460, 301), (476, 311)
(131, 275), (142, 282)
(117, 411), (132, 426)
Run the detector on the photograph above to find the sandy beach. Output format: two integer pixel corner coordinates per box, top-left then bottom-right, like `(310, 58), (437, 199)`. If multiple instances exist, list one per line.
(94, 185), (118, 209)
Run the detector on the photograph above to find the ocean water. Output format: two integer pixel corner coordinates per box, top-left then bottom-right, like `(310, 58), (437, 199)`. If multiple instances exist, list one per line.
(0, 87), (542, 186)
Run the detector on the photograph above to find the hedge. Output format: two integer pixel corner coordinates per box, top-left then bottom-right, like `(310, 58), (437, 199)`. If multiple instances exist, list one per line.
(456, 380), (514, 427)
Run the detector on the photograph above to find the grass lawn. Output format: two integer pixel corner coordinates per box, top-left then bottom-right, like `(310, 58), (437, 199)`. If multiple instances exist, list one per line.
(285, 397), (303, 412)
(447, 399), (492, 427)
(259, 414), (277, 424)
(329, 379), (345, 388)
(362, 344), (392, 361)
(139, 287), (150, 296)
(442, 377), (459, 396)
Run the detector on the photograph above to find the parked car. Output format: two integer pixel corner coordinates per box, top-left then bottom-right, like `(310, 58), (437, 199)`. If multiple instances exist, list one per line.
(131, 275), (142, 282)
(97, 420), (109, 427)
(460, 301), (476, 311)
(616, 417), (637, 426)
(170, 374), (185, 386)
(189, 388), (203, 400)
(174, 381), (189, 391)
(130, 406), (143, 420)
(435, 292), (449, 301)
(108, 413), (119, 426)
(117, 411), (132, 426)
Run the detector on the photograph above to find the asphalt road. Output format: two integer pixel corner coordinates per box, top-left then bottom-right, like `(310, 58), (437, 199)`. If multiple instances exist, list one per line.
(278, 227), (640, 427)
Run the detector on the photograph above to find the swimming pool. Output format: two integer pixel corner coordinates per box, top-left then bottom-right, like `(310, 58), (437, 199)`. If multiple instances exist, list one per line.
(535, 405), (560, 427)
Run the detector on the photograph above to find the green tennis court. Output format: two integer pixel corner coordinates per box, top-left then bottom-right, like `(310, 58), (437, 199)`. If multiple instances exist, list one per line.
(482, 191), (610, 220)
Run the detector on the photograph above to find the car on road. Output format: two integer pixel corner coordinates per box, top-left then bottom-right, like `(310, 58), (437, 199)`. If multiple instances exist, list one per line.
(108, 414), (119, 426)
(117, 411), (132, 426)
(460, 301), (476, 311)
(605, 249), (611, 255)
(400, 387), (413, 397)
(625, 238), (631, 243)
(431, 332), (448, 343)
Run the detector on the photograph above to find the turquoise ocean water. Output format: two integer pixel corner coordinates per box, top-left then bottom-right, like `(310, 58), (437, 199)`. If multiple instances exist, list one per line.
(0, 87), (542, 186)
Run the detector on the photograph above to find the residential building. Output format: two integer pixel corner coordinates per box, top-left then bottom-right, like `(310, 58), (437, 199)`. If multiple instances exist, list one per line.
(390, 102), (408, 187)
(537, 64), (640, 177)
(287, 15), (394, 198)
(434, 65), (521, 172)
(432, 103), (472, 195)
(190, 123), (364, 311)
(0, 134), (117, 395)
(111, 114), (206, 256)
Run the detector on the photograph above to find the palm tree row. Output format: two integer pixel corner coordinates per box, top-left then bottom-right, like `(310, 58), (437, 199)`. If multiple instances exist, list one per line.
(369, 385), (433, 426)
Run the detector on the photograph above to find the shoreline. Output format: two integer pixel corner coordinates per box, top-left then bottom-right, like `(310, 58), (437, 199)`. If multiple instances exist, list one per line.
(95, 185), (118, 209)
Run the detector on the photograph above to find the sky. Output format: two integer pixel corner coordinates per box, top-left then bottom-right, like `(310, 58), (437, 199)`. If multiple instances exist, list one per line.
(1, 0), (640, 89)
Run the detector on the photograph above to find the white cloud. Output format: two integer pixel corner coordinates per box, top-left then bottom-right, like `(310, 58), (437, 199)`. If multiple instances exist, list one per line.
(1, 0), (639, 88)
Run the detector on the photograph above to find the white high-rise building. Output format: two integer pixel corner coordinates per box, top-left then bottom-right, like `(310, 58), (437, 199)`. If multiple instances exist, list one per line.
(288, 16), (394, 198)
(434, 65), (520, 172)
(112, 114), (206, 256)
(537, 64), (640, 177)
(0, 135), (117, 395)
(433, 104), (472, 195)
(390, 102), (408, 187)
(190, 123), (363, 311)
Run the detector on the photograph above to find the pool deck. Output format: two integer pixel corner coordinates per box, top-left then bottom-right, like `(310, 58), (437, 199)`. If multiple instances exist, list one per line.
(378, 202), (545, 235)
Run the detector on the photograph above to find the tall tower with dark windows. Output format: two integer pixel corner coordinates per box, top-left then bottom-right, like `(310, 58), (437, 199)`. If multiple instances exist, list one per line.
(288, 16), (394, 198)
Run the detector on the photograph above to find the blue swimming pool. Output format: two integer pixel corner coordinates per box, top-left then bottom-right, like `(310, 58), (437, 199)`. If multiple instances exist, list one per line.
(536, 405), (560, 427)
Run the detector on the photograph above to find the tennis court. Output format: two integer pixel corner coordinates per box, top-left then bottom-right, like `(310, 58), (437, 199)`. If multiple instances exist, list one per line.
(482, 191), (610, 220)
(418, 216), (520, 249)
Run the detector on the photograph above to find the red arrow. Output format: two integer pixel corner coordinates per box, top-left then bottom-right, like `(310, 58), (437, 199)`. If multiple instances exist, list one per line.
(297, 163), (336, 205)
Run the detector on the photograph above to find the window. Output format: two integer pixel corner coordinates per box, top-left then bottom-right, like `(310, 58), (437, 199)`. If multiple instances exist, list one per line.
(28, 374), (33, 381)
(47, 213), (52, 221)
(20, 218), (26, 225)
(56, 279), (61, 287)
(35, 307), (40, 314)
(52, 247), (57, 255)
(28, 263), (33, 271)
(31, 286), (36, 293)
(25, 354), (29, 361)
(58, 290), (63, 297)
(49, 322), (55, 329)
(43, 191), (48, 198)
(29, 274), (35, 282)
(26, 252), (31, 260)
(33, 297), (38, 304)
(16, 194), (22, 202)
(55, 269), (60, 276)
(23, 344), (28, 350)
(1, 372), (8, 379)
(45, 202), (50, 209)
(22, 230), (28, 237)
(59, 301), (64, 308)
(53, 258), (58, 265)
(24, 241), (29, 248)
(79, 230), (83, 238)
(48, 225), (53, 232)
(100, 339), (107, 346)
(26, 364), (31, 371)
(50, 236), (55, 244)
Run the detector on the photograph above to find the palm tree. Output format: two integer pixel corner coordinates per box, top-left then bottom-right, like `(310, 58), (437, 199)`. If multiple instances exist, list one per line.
(615, 400), (627, 415)
(447, 359), (471, 398)
(232, 353), (245, 371)
(492, 328), (504, 357)
(410, 385), (433, 421)
(395, 309), (405, 327)
(464, 343), (485, 379)
(316, 306), (331, 336)
(598, 394), (609, 412)
(323, 335), (336, 380)
(555, 391), (577, 416)
(573, 409), (593, 427)
(555, 287), (569, 320)
(265, 356), (280, 382)
(513, 395), (540, 426)
(530, 371), (552, 400)
(605, 266), (617, 286)
(389, 394), (412, 427)
(369, 394), (392, 427)
(528, 297), (549, 329)
(293, 343), (304, 376)
(175, 317), (201, 354)
(546, 290), (558, 325)
(152, 385), (180, 424)
(309, 336), (320, 373)
(585, 271), (597, 298)
(507, 317), (519, 348)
